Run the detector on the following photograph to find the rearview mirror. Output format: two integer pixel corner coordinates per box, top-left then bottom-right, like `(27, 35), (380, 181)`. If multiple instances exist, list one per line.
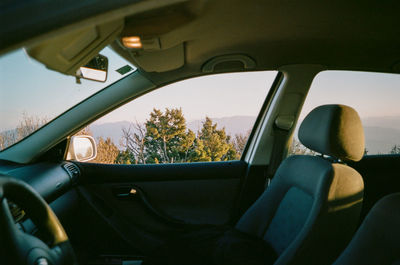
(76, 54), (108, 82)
(67, 136), (97, 162)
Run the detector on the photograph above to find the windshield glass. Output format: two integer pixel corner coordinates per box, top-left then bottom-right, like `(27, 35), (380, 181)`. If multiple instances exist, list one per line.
(0, 46), (135, 151)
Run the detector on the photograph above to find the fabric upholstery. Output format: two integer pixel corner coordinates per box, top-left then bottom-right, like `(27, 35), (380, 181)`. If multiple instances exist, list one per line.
(299, 104), (365, 161)
(334, 193), (400, 265)
(264, 187), (313, 254)
(144, 104), (365, 265)
(236, 155), (364, 265)
(143, 225), (277, 265)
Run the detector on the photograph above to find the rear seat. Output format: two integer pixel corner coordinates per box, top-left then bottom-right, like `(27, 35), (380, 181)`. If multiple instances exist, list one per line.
(333, 193), (400, 265)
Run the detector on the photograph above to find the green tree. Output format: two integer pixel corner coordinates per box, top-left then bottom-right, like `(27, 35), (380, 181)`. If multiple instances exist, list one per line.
(288, 138), (316, 155)
(364, 148), (369, 155)
(144, 108), (196, 163)
(120, 121), (147, 164)
(192, 117), (238, 161)
(76, 126), (93, 136)
(92, 137), (120, 164)
(115, 149), (134, 164)
(190, 138), (211, 162)
(0, 112), (47, 151)
(233, 130), (251, 157)
(390, 144), (400, 154)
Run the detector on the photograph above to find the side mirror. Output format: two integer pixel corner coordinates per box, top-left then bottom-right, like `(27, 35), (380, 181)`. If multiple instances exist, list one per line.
(76, 54), (108, 82)
(66, 136), (97, 162)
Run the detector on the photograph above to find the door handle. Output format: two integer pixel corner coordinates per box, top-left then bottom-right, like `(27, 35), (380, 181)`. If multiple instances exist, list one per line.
(115, 187), (138, 199)
(112, 185), (187, 226)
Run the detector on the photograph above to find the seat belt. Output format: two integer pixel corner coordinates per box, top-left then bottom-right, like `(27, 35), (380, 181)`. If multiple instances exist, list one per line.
(265, 115), (294, 188)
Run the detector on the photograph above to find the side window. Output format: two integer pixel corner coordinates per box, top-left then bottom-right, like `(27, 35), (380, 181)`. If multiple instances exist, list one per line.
(77, 71), (277, 164)
(291, 71), (400, 156)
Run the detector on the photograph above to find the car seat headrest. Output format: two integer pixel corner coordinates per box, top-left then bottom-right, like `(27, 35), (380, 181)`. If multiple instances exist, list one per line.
(299, 104), (365, 162)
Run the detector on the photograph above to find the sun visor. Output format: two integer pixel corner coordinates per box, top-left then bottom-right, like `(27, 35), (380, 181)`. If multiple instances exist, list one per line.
(27, 20), (124, 76)
(127, 42), (184, 72)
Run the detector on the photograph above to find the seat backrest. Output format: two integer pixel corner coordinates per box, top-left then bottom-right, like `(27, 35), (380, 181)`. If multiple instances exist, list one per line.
(333, 193), (400, 265)
(236, 104), (365, 265)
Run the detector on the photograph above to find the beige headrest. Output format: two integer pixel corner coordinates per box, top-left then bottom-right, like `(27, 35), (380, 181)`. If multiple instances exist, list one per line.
(299, 104), (365, 162)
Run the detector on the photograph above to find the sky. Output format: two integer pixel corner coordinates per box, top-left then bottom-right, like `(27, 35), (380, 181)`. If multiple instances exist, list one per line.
(301, 71), (400, 120)
(0, 47), (276, 131)
(96, 71), (276, 125)
(2, 46), (400, 133)
(0, 47), (135, 131)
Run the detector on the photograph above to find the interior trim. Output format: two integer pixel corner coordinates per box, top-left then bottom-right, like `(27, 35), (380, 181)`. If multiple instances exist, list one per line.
(246, 64), (325, 166)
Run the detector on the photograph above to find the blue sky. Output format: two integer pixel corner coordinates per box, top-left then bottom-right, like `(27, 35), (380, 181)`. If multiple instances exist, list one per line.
(0, 47), (134, 131)
(0, 47), (275, 130)
(2, 45), (400, 133)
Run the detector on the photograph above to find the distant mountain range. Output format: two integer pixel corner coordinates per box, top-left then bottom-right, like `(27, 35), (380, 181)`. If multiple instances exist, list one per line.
(187, 116), (256, 136)
(90, 116), (257, 148)
(362, 116), (400, 154)
(362, 116), (400, 131)
(89, 115), (400, 154)
(90, 121), (132, 147)
(363, 126), (400, 154)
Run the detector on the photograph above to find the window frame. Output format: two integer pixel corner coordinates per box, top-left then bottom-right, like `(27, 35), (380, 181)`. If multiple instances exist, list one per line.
(73, 71), (281, 165)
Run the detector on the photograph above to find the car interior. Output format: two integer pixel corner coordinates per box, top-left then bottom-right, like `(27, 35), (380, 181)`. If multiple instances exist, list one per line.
(1, 0), (400, 265)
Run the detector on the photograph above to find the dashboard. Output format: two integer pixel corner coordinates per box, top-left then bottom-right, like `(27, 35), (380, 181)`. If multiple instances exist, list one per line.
(0, 160), (81, 236)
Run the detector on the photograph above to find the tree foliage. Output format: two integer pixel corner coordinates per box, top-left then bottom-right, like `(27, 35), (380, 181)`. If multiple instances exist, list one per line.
(288, 138), (317, 155)
(118, 109), (240, 164)
(0, 112), (47, 151)
(13, 110), (400, 163)
(144, 108), (196, 163)
(4, 109), (249, 165)
(232, 130), (251, 157)
(191, 117), (238, 161)
(120, 121), (147, 164)
(92, 137), (119, 164)
(390, 144), (400, 154)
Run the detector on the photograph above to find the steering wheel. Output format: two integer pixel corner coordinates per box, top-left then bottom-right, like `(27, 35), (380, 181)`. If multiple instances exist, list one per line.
(0, 177), (76, 265)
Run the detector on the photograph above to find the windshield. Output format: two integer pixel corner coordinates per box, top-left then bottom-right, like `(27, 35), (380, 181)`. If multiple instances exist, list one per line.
(0, 46), (135, 151)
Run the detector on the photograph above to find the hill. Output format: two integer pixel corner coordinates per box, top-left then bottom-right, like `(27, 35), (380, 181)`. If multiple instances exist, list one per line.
(363, 126), (400, 154)
(89, 121), (132, 148)
(90, 116), (257, 148)
(187, 116), (256, 135)
(88, 116), (400, 154)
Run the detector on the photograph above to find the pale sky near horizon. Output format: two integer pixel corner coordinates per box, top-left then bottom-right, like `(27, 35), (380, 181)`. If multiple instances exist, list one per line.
(301, 71), (400, 121)
(94, 71), (276, 125)
(2, 46), (400, 133)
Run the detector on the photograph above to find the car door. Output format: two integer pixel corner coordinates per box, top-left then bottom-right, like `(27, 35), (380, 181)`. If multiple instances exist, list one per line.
(66, 71), (280, 261)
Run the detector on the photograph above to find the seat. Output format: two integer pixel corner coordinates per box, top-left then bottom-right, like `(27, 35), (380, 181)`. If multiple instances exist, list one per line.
(144, 104), (365, 265)
(235, 104), (365, 265)
(333, 193), (400, 265)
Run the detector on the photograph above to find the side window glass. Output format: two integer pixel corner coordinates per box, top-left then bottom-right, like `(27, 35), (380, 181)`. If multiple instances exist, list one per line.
(74, 71), (277, 164)
(291, 71), (400, 156)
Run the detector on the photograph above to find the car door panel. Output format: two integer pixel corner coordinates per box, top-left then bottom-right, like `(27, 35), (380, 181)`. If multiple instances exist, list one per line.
(108, 178), (240, 224)
(75, 161), (247, 255)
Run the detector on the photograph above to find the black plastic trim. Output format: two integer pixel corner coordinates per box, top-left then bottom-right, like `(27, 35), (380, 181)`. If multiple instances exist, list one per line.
(78, 160), (247, 184)
(2, 162), (72, 202)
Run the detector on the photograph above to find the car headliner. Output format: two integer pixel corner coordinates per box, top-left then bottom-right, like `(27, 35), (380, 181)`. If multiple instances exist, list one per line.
(2, 0), (400, 85)
(120, 0), (400, 85)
